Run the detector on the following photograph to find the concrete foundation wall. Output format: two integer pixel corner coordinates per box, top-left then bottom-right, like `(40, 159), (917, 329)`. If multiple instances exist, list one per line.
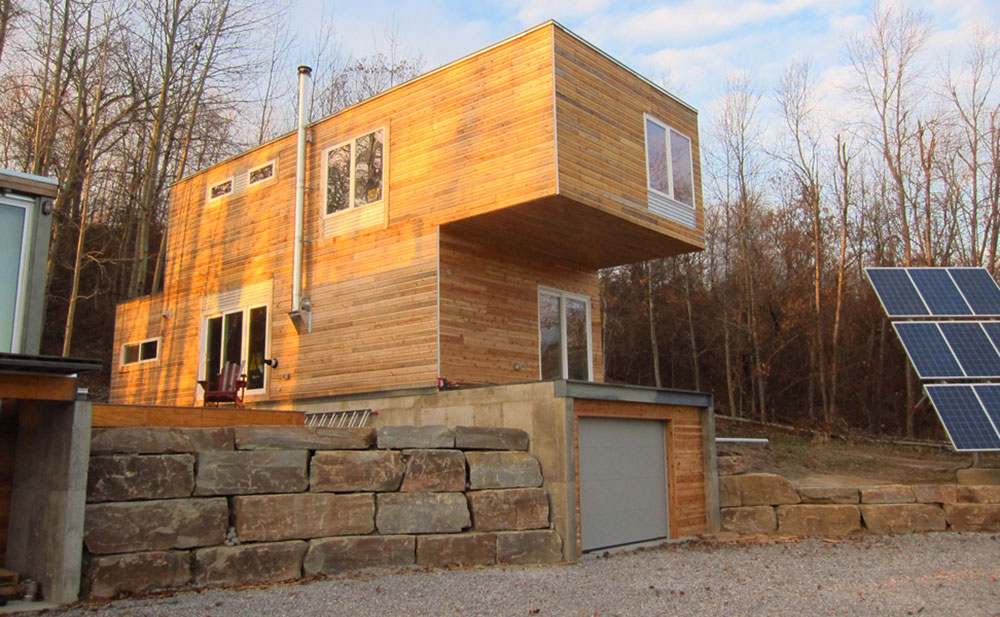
(6, 398), (92, 604)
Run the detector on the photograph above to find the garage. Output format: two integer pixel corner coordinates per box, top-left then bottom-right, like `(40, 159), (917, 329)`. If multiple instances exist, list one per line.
(578, 417), (669, 551)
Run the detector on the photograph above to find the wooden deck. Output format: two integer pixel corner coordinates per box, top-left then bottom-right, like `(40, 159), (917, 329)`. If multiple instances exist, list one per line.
(92, 403), (303, 428)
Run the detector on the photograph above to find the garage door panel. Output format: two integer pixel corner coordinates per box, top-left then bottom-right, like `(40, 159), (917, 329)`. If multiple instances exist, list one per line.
(579, 417), (668, 551)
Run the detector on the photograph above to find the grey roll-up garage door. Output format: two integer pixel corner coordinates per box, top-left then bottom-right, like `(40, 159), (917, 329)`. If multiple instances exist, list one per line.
(579, 417), (668, 551)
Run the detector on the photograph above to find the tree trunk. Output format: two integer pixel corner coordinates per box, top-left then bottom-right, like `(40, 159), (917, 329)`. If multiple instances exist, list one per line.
(646, 260), (662, 388)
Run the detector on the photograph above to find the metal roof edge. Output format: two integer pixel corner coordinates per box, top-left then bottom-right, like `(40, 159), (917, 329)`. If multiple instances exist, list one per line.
(553, 379), (713, 407)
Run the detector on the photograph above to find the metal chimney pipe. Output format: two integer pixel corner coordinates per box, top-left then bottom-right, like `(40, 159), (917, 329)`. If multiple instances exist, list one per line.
(292, 65), (311, 315)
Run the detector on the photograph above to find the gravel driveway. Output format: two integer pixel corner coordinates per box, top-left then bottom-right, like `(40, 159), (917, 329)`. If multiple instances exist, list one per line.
(32, 533), (1000, 617)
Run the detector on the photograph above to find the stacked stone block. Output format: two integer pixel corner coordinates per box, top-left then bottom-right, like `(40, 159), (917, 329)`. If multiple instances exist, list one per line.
(717, 459), (1000, 537)
(83, 425), (561, 598)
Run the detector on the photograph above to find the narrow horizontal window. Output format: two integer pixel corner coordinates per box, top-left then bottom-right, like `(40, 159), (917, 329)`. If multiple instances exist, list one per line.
(121, 338), (159, 366)
(248, 161), (275, 186)
(208, 178), (233, 201)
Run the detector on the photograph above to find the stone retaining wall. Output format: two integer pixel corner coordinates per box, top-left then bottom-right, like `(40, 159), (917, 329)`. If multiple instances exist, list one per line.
(718, 457), (1000, 536)
(83, 425), (562, 598)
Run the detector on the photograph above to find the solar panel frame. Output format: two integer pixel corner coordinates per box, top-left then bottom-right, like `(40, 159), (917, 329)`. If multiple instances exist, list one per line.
(908, 268), (973, 316)
(893, 322), (965, 379)
(865, 268), (929, 318)
(925, 384), (1000, 451)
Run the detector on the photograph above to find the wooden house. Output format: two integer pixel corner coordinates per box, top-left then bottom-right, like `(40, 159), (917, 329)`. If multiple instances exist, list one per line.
(111, 21), (718, 557)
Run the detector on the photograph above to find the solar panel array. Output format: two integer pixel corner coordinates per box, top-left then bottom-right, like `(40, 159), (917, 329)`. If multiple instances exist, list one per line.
(865, 266), (1000, 452)
(866, 267), (1000, 318)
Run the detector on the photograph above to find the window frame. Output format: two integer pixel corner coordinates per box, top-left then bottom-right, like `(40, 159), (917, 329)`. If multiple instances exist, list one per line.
(0, 194), (33, 354)
(643, 113), (695, 208)
(247, 160), (277, 188)
(198, 303), (270, 396)
(321, 127), (386, 217)
(120, 336), (160, 367)
(538, 286), (593, 382)
(207, 177), (234, 202)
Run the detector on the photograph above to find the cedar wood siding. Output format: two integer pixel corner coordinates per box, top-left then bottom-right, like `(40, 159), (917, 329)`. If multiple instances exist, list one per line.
(552, 27), (705, 250)
(438, 230), (603, 386)
(111, 26), (557, 405)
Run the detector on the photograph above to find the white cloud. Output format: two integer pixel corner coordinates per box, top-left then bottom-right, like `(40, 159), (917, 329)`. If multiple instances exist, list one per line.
(493, 0), (616, 26)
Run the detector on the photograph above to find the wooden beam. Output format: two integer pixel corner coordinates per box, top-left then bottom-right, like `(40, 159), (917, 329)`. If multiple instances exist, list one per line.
(0, 373), (76, 401)
(92, 403), (304, 427)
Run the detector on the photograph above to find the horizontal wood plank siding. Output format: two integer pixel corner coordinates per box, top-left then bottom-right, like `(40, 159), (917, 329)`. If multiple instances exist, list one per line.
(572, 399), (707, 538)
(439, 230), (602, 385)
(111, 23), (709, 407)
(553, 28), (705, 250)
(111, 27), (560, 405)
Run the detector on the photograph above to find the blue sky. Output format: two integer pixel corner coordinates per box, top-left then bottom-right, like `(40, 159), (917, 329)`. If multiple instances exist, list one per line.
(286, 0), (1000, 121)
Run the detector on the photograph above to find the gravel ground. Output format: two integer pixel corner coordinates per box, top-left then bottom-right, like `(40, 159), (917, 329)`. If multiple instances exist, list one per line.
(30, 533), (1000, 617)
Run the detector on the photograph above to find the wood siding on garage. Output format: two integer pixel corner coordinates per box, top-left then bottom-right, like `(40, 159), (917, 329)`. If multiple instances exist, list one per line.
(438, 230), (603, 385)
(573, 399), (708, 540)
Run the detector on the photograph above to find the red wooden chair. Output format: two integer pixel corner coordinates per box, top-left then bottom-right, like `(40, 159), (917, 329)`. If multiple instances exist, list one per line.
(198, 361), (247, 408)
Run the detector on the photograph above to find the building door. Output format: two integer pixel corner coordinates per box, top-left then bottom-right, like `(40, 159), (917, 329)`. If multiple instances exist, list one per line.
(578, 417), (669, 551)
(0, 195), (32, 353)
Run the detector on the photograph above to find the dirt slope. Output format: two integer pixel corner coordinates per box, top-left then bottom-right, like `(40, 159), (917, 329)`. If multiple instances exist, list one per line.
(716, 416), (1000, 487)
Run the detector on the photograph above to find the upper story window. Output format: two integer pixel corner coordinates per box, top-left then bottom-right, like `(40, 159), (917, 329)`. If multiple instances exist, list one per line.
(208, 178), (233, 201)
(324, 129), (384, 215)
(644, 114), (693, 208)
(248, 161), (275, 186)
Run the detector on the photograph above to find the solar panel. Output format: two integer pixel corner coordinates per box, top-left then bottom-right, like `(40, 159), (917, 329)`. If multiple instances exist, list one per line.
(866, 268), (928, 317)
(909, 269), (973, 316)
(972, 384), (1000, 437)
(925, 384), (1000, 451)
(939, 322), (1000, 377)
(893, 322), (964, 379)
(949, 268), (1000, 316)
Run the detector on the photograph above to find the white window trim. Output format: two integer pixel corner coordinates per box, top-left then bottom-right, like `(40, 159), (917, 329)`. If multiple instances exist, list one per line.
(120, 336), (160, 367)
(643, 113), (695, 209)
(197, 303), (270, 397)
(247, 159), (277, 188)
(1, 194), (33, 354)
(538, 286), (594, 381)
(207, 177), (234, 202)
(321, 126), (387, 218)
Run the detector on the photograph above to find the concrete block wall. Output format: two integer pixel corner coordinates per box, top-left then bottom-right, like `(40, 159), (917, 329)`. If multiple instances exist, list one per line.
(82, 425), (562, 598)
(717, 456), (1000, 536)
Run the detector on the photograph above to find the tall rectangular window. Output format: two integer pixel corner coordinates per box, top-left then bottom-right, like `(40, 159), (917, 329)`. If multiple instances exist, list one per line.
(645, 115), (694, 207)
(539, 288), (592, 381)
(325, 128), (384, 215)
(0, 198), (30, 353)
